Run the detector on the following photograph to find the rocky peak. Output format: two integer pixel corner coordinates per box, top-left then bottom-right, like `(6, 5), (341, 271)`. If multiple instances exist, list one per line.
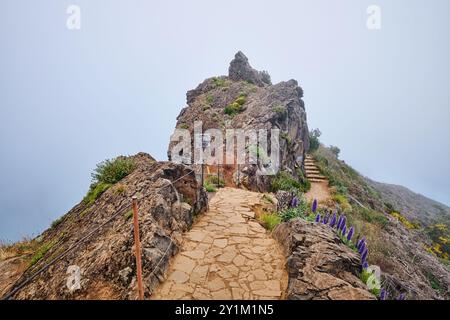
(228, 51), (272, 86)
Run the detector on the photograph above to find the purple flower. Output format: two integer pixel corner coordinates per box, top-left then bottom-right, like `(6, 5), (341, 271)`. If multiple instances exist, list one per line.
(361, 248), (368, 263)
(358, 242), (366, 254)
(290, 197), (298, 208)
(357, 237), (366, 251)
(329, 212), (337, 227)
(342, 225), (347, 236)
(323, 214), (329, 224)
(347, 226), (354, 241)
(315, 213), (321, 223)
(336, 215), (343, 229)
(362, 261), (369, 269)
(339, 216), (346, 231)
(380, 288), (387, 300)
(397, 293), (406, 300)
(311, 199), (318, 213)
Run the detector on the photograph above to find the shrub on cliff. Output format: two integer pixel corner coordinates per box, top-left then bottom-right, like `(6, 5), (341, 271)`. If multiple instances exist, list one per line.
(83, 157), (136, 206)
(308, 128), (321, 152)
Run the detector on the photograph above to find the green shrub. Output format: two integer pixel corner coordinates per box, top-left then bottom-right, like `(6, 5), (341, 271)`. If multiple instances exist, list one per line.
(426, 272), (444, 294)
(309, 128), (321, 152)
(29, 240), (56, 267)
(235, 96), (246, 105)
(206, 94), (214, 104)
(92, 158), (136, 185)
(83, 157), (136, 206)
(279, 198), (309, 222)
(272, 105), (286, 114)
(213, 77), (229, 87)
(271, 171), (301, 192)
(357, 207), (389, 227)
(205, 175), (225, 188)
(333, 194), (352, 212)
(204, 181), (217, 193)
(123, 210), (133, 221)
(178, 123), (189, 129)
(261, 213), (282, 231)
(83, 182), (112, 206)
(51, 216), (64, 228)
(329, 145), (341, 158)
(224, 94), (247, 116)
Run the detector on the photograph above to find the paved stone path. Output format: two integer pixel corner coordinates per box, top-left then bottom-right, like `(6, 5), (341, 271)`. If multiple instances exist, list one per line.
(152, 187), (287, 300)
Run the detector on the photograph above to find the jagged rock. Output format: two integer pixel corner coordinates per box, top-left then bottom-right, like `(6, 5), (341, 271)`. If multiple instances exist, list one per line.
(168, 52), (309, 192)
(273, 219), (376, 300)
(228, 51), (272, 86)
(6, 153), (207, 300)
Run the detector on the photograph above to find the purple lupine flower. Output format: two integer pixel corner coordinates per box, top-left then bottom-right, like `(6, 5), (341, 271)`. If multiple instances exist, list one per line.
(347, 226), (354, 241)
(338, 215), (346, 233)
(357, 237), (366, 251)
(380, 288), (387, 300)
(311, 199), (318, 213)
(315, 213), (321, 223)
(336, 215), (343, 229)
(358, 242), (366, 254)
(290, 197), (299, 208)
(341, 225), (347, 236)
(323, 214), (329, 224)
(329, 212), (337, 227)
(397, 293), (406, 300)
(361, 248), (368, 263)
(362, 261), (369, 269)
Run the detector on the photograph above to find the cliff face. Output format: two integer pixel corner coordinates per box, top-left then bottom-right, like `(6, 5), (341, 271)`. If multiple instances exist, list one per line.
(4, 154), (208, 299)
(168, 51), (309, 191)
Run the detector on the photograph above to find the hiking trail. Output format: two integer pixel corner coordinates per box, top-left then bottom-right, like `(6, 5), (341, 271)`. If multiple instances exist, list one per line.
(304, 155), (331, 204)
(151, 187), (288, 300)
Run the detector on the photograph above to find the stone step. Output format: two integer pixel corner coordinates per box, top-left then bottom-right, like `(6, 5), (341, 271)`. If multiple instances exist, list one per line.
(309, 178), (327, 183)
(305, 170), (321, 175)
(306, 173), (326, 179)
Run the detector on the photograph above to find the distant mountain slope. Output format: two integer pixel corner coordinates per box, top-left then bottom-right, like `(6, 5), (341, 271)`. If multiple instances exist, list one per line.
(367, 180), (450, 226)
(312, 145), (450, 299)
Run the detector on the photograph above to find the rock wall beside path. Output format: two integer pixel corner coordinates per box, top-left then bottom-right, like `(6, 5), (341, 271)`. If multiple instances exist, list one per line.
(273, 219), (375, 300)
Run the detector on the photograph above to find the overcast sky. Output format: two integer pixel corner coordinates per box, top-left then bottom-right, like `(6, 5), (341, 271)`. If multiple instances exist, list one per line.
(1, 0), (449, 241)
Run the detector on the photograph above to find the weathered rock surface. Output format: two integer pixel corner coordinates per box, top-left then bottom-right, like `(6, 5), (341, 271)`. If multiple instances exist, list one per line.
(228, 51), (272, 87)
(5, 153), (207, 299)
(273, 219), (375, 300)
(168, 51), (309, 192)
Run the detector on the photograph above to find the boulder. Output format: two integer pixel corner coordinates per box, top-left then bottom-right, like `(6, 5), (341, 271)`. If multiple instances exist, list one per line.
(273, 219), (375, 300)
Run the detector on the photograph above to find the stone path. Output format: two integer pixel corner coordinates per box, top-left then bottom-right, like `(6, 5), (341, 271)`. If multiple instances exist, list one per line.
(151, 187), (288, 300)
(304, 155), (331, 204)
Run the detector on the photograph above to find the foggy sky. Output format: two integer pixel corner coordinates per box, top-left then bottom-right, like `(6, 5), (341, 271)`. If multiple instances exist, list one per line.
(1, 0), (449, 241)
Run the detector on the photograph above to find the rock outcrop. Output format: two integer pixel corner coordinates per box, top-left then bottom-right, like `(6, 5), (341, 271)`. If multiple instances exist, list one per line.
(273, 219), (375, 300)
(6, 153), (207, 299)
(228, 51), (272, 86)
(168, 51), (309, 191)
